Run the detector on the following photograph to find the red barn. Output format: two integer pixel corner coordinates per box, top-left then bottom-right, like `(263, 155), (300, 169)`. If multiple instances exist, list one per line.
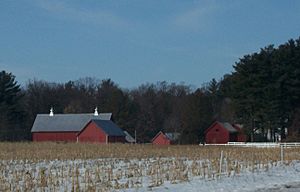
(151, 131), (180, 145)
(31, 110), (124, 143)
(205, 121), (247, 144)
(78, 119), (125, 143)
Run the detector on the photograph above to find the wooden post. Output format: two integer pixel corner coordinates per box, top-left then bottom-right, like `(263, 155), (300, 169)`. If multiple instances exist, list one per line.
(219, 150), (223, 177)
(280, 145), (284, 162)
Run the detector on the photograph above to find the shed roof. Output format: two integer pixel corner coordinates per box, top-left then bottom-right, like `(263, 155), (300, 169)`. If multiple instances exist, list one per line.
(31, 113), (112, 132)
(123, 131), (135, 143)
(91, 120), (125, 136)
(165, 132), (180, 141)
(205, 121), (239, 134)
(151, 131), (180, 142)
(221, 122), (238, 133)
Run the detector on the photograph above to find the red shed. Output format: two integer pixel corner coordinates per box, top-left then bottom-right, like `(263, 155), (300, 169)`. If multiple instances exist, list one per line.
(151, 131), (180, 145)
(205, 121), (247, 144)
(78, 119), (125, 143)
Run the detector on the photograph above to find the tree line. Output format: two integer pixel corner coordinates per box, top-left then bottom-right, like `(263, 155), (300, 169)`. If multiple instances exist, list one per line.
(1, 37), (300, 142)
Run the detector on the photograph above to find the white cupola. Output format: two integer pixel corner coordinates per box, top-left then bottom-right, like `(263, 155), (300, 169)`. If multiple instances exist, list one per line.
(94, 107), (99, 116)
(49, 107), (54, 116)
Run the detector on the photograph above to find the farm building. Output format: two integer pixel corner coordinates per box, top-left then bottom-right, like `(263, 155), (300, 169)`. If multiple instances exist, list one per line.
(31, 108), (125, 143)
(78, 119), (125, 143)
(152, 131), (180, 145)
(205, 121), (247, 144)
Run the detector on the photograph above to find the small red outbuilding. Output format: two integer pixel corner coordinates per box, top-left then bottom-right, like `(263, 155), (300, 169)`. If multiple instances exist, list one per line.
(205, 121), (247, 144)
(78, 119), (125, 143)
(151, 131), (180, 145)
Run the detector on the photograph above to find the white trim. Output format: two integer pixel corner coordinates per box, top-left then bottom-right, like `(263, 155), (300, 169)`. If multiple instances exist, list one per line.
(202, 142), (300, 148)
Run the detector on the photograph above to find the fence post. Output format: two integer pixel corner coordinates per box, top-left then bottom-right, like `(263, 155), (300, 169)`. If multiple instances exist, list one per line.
(280, 145), (284, 162)
(219, 150), (223, 177)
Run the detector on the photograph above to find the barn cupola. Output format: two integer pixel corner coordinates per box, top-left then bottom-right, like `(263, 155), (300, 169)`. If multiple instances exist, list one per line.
(94, 107), (99, 116)
(49, 107), (54, 116)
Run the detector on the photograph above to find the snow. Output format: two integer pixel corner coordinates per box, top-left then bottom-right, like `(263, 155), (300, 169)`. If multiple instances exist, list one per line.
(140, 161), (300, 192)
(1, 158), (300, 191)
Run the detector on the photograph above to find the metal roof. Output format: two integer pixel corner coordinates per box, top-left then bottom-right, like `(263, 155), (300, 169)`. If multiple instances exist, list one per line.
(123, 131), (135, 143)
(221, 122), (238, 133)
(31, 113), (112, 132)
(91, 120), (125, 136)
(165, 132), (180, 141)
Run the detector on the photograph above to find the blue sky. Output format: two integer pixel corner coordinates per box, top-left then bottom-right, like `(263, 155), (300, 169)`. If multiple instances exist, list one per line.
(1, 0), (300, 88)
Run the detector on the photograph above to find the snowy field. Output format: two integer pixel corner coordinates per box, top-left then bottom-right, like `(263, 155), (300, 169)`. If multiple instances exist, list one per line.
(1, 158), (300, 191)
(146, 161), (300, 192)
(1, 143), (300, 191)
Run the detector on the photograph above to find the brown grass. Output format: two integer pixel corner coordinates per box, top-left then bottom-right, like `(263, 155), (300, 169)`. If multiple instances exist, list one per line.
(0, 142), (300, 161)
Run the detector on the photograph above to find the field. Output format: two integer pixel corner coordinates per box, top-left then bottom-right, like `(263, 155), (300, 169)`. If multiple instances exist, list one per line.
(1, 142), (300, 191)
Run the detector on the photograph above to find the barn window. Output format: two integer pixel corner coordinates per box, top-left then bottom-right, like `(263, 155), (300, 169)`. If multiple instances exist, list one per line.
(216, 129), (219, 132)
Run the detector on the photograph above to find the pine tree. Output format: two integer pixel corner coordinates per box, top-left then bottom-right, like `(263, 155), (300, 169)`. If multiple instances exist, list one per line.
(0, 71), (25, 140)
(229, 37), (300, 141)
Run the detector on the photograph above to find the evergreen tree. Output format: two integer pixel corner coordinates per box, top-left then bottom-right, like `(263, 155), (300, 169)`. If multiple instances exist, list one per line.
(0, 71), (25, 140)
(229, 37), (300, 141)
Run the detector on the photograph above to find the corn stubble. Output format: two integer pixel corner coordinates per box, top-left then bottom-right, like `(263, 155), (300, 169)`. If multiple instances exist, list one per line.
(0, 142), (299, 191)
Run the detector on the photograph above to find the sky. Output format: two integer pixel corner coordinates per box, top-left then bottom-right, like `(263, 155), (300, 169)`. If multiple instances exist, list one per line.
(1, 0), (300, 88)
